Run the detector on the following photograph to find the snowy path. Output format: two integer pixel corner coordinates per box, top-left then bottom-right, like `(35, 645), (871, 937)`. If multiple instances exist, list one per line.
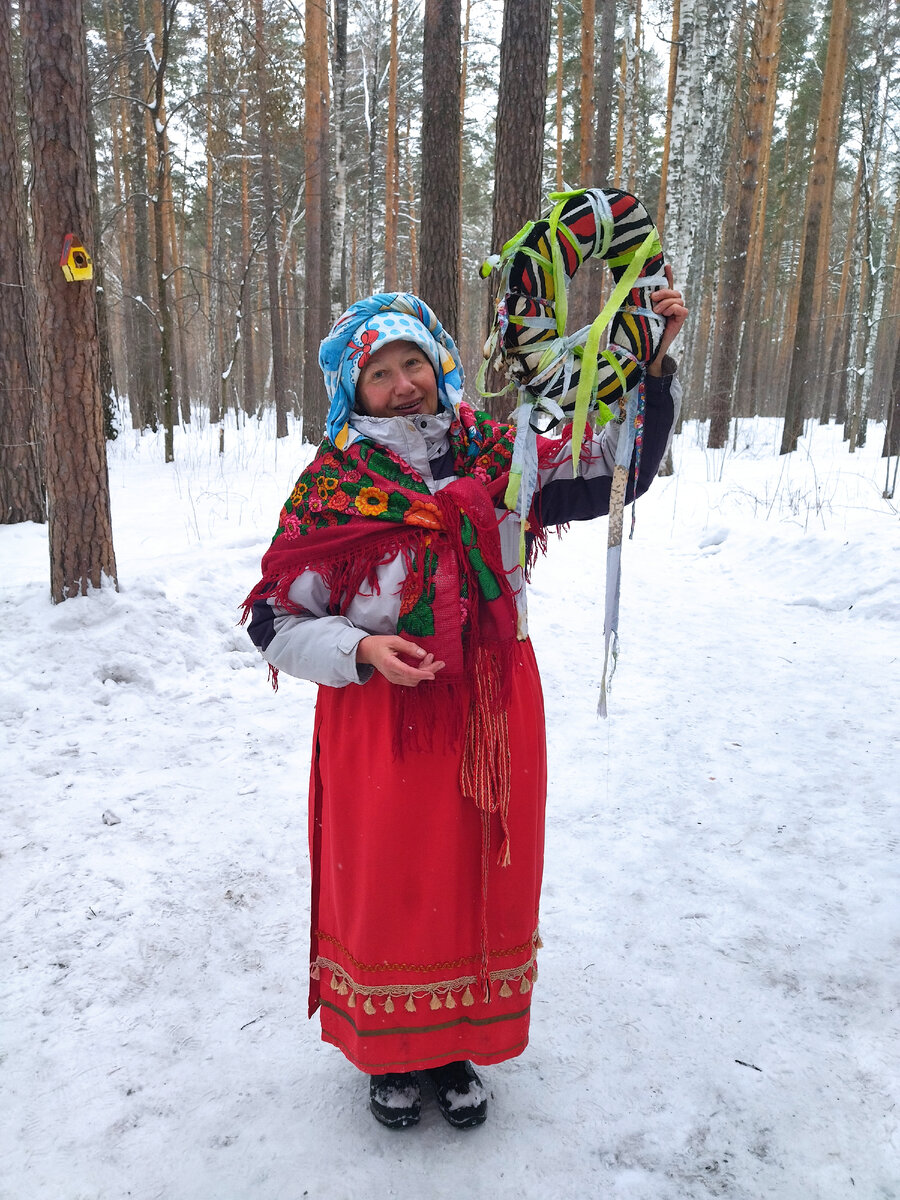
(1, 418), (897, 1199)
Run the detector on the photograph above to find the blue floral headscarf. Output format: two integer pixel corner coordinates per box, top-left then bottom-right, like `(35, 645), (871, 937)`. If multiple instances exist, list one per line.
(318, 292), (465, 447)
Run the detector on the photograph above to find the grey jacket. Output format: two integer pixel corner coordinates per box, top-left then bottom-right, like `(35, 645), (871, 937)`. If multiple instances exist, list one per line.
(253, 371), (681, 687)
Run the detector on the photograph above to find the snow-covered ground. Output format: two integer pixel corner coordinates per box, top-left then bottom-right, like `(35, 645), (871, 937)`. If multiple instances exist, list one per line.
(2, 411), (897, 1200)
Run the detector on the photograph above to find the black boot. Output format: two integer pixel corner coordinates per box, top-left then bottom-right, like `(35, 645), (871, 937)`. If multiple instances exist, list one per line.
(426, 1060), (487, 1129)
(369, 1071), (421, 1129)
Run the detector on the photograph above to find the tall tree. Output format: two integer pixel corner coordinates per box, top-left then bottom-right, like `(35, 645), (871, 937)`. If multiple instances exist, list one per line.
(384, 0), (400, 290)
(254, 0), (290, 438)
(491, 0), (551, 257)
(779, 0), (849, 455)
(657, 0), (681, 234)
(330, 0), (349, 317)
(594, 0), (616, 185)
(707, 0), (785, 447)
(303, 0), (332, 439)
(0, 0), (44, 524)
(21, 0), (117, 600)
(123, 0), (160, 431)
(484, 0), (550, 413)
(148, 0), (178, 462)
(419, 0), (461, 335)
(579, 0), (596, 183)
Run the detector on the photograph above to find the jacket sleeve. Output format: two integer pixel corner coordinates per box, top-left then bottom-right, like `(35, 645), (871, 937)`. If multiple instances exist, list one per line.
(246, 569), (376, 688)
(533, 359), (682, 527)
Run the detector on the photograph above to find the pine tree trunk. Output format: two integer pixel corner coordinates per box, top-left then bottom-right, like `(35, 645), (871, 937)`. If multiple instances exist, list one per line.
(594, 0), (616, 184)
(384, 0), (400, 291)
(330, 0), (349, 318)
(882, 333), (900, 462)
(21, 0), (117, 599)
(362, 24), (381, 298)
(779, 0), (849, 455)
(554, 0), (564, 189)
(0, 0), (45, 524)
(846, 1), (890, 453)
(239, 46), (256, 417)
(149, 0), (177, 462)
(420, 0), (461, 336)
(255, 0), (289, 438)
(124, 0), (158, 431)
(486, 0), (551, 413)
(874, 188), (900, 439)
(491, 0), (551, 255)
(579, 0), (595, 182)
(303, 0), (331, 440)
(707, 0), (784, 448)
(87, 105), (118, 441)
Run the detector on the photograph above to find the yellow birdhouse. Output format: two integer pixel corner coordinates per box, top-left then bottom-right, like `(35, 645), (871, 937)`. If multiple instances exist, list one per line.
(60, 234), (93, 282)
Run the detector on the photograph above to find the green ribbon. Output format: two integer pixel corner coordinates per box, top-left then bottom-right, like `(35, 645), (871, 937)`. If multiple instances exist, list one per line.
(569, 228), (660, 473)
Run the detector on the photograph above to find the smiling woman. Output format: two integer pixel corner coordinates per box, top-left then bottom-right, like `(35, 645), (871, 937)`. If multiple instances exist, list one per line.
(355, 341), (440, 419)
(243, 286), (686, 1132)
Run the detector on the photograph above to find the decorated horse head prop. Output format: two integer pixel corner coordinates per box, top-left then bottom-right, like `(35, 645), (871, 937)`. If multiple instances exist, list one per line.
(481, 187), (670, 716)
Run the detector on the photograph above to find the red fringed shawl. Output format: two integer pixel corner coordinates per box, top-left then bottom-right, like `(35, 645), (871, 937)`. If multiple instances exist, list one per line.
(242, 405), (557, 860)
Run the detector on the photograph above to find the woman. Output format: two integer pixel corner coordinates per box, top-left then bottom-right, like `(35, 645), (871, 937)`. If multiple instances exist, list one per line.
(244, 284), (686, 1130)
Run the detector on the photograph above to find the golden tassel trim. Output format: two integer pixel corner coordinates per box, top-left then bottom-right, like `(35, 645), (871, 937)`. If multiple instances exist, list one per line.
(313, 939), (541, 1010)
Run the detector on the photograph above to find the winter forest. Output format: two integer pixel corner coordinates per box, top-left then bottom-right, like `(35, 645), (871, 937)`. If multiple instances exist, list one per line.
(3, 0), (900, 543)
(2, 0), (899, 1197)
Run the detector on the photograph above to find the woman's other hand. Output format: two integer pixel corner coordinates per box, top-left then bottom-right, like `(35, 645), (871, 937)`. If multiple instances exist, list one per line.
(356, 635), (446, 687)
(647, 264), (688, 376)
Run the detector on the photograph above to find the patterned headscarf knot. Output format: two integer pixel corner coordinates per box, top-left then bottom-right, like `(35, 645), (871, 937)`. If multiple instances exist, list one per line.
(318, 292), (465, 447)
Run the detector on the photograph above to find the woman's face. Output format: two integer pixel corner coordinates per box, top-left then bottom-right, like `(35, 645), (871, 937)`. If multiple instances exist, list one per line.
(355, 340), (439, 419)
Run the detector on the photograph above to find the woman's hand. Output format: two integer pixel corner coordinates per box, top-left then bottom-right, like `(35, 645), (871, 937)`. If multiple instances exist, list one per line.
(647, 264), (688, 376)
(356, 635), (446, 687)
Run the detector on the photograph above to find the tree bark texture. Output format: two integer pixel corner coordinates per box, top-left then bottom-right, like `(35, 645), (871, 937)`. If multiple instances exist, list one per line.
(594, 0), (616, 186)
(419, 0), (461, 338)
(579, 0), (595, 182)
(330, 0), (349, 318)
(124, 0), (159, 430)
(239, 53), (256, 416)
(484, 0), (550, 413)
(384, 0), (400, 291)
(780, 0), (849, 455)
(707, 0), (784, 448)
(303, 0), (332, 441)
(0, 0), (45, 524)
(256, 0), (289, 438)
(21, 0), (118, 599)
(150, 0), (177, 461)
(491, 0), (551, 257)
(554, 0), (564, 189)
